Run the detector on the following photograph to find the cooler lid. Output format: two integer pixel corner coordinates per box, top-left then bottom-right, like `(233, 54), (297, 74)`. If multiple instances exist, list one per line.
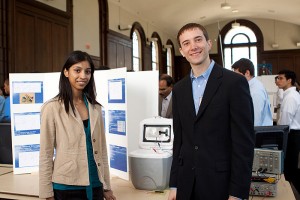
(139, 117), (173, 150)
(129, 149), (172, 159)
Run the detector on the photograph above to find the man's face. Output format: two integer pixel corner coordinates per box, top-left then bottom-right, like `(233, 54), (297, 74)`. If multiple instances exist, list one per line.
(275, 76), (279, 86)
(276, 74), (291, 90)
(159, 80), (172, 98)
(179, 28), (212, 68)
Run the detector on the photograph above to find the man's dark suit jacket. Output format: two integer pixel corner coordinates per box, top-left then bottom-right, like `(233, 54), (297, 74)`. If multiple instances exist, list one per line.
(169, 63), (255, 200)
(159, 95), (172, 118)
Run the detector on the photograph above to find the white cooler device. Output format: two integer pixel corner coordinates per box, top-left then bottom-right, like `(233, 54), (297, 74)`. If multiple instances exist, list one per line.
(129, 117), (173, 190)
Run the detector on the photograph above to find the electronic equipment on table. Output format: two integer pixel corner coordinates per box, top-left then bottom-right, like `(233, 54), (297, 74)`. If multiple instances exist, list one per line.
(250, 125), (289, 197)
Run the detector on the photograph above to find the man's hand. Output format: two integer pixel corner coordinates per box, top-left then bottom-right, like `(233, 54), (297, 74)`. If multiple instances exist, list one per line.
(228, 196), (241, 200)
(168, 189), (177, 200)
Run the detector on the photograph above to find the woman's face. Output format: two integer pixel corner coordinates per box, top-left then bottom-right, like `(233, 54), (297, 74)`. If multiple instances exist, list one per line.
(64, 61), (92, 93)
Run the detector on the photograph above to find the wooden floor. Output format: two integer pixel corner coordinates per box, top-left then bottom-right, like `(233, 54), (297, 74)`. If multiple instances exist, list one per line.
(110, 176), (170, 200)
(0, 165), (296, 200)
(290, 183), (300, 200)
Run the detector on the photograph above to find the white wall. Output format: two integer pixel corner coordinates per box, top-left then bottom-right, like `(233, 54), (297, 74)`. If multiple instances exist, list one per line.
(36, 1), (300, 57)
(73, 0), (100, 56)
(35, 0), (66, 11)
(108, 1), (177, 51)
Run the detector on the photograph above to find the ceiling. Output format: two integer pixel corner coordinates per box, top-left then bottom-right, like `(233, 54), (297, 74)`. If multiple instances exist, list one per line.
(109, 0), (300, 37)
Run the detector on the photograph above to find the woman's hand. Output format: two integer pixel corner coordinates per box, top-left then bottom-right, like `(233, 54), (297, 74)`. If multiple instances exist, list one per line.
(104, 190), (116, 200)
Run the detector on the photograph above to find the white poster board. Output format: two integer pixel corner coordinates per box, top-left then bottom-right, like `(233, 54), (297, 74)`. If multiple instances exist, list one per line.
(95, 69), (159, 180)
(10, 73), (60, 174)
(256, 75), (278, 120)
(95, 68), (129, 180)
(10, 69), (158, 179)
(127, 71), (159, 153)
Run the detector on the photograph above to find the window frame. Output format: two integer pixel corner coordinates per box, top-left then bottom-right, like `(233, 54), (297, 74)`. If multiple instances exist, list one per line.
(219, 19), (264, 73)
(130, 22), (147, 71)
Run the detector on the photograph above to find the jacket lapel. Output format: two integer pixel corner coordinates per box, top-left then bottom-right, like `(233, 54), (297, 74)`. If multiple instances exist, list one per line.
(67, 103), (82, 124)
(66, 100), (99, 136)
(159, 96), (163, 115)
(196, 64), (223, 120)
(166, 97), (172, 118)
(88, 101), (99, 136)
(182, 75), (197, 118)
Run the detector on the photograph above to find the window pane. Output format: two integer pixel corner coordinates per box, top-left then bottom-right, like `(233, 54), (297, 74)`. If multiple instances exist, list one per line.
(132, 32), (139, 57)
(232, 34), (249, 44)
(167, 49), (170, 66)
(167, 48), (172, 76)
(250, 47), (258, 76)
(133, 57), (140, 72)
(232, 47), (249, 64)
(152, 62), (157, 71)
(151, 41), (158, 71)
(224, 26), (257, 44)
(224, 48), (231, 70)
(132, 30), (142, 71)
(152, 42), (157, 61)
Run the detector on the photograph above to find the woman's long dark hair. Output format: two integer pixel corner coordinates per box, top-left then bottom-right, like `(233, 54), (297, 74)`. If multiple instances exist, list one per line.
(56, 50), (99, 115)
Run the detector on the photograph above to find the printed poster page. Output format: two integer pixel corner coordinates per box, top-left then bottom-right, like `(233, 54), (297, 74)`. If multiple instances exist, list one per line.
(10, 73), (60, 174)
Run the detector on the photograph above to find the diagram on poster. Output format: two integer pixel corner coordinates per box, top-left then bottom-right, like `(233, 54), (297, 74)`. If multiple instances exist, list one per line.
(12, 81), (43, 104)
(110, 144), (127, 172)
(14, 144), (40, 168)
(108, 78), (125, 103)
(108, 110), (126, 136)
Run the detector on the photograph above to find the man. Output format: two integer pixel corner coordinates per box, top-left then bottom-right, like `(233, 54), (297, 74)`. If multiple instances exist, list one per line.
(159, 74), (174, 118)
(276, 70), (300, 193)
(277, 70), (300, 129)
(2, 78), (11, 122)
(232, 58), (273, 126)
(168, 23), (254, 200)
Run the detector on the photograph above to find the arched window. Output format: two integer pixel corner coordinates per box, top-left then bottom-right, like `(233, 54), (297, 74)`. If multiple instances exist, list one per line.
(166, 48), (172, 76)
(151, 41), (158, 71)
(224, 26), (258, 75)
(165, 39), (175, 77)
(221, 20), (263, 76)
(132, 30), (142, 71)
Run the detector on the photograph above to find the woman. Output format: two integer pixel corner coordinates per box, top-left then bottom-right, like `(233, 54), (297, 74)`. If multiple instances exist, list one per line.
(39, 50), (116, 200)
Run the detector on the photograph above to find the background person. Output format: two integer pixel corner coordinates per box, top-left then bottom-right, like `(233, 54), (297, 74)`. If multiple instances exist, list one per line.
(276, 69), (300, 194)
(159, 74), (174, 118)
(2, 78), (11, 122)
(0, 88), (5, 122)
(39, 50), (116, 200)
(232, 58), (273, 126)
(168, 23), (254, 200)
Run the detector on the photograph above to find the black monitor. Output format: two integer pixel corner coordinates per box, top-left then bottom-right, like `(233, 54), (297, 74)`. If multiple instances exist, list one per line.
(254, 125), (289, 158)
(0, 123), (12, 164)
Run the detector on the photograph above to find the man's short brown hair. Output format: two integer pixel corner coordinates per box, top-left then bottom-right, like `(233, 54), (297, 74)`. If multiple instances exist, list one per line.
(177, 23), (209, 47)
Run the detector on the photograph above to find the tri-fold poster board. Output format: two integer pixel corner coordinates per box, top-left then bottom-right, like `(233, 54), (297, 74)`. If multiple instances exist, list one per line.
(9, 68), (158, 180)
